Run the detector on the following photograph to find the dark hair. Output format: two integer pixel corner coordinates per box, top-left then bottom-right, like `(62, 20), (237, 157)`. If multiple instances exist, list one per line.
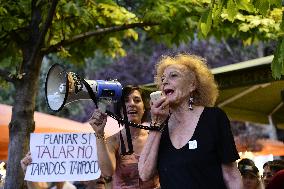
(116, 85), (148, 123)
(122, 85), (144, 101)
(239, 164), (259, 178)
(265, 160), (284, 173)
(238, 158), (255, 167)
(269, 159), (284, 172)
(238, 158), (259, 177)
(263, 161), (273, 169)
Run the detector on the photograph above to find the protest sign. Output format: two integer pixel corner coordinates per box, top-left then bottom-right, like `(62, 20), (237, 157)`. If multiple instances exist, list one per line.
(25, 133), (100, 182)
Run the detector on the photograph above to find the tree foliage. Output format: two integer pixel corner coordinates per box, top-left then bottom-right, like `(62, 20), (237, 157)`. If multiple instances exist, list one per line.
(0, 0), (283, 79)
(0, 0), (283, 188)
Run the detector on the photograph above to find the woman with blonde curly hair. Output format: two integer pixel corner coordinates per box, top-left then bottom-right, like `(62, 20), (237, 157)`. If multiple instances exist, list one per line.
(138, 54), (242, 189)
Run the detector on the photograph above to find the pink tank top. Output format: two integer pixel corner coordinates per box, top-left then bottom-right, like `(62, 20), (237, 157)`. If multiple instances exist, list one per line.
(112, 153), (160, 189)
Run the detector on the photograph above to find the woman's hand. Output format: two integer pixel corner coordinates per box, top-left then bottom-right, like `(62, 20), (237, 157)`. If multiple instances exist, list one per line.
(150, 96), (169, 126)
(89, 109), (107, 135)
(20, 151), (32, 173)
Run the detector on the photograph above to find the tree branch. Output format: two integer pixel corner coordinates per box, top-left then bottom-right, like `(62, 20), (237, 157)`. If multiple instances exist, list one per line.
(42, 22), (158, 54)
(38, 0), (58, 49)
(0, 69), (15, 83)
(29, 0), (59, 66)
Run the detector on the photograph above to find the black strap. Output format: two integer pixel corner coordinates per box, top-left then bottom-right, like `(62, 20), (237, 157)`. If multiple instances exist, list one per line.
(105, 111), (162, 131)
(81, 78), (99, 108)
(120, 97), (133, 155)
(119, 131), (127, 155)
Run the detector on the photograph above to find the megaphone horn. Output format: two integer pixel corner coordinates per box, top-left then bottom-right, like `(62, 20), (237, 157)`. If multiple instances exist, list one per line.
(45, 64), (122, 112)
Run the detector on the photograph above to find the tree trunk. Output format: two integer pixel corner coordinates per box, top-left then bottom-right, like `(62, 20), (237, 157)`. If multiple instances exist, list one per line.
(4, 55), (43, 189)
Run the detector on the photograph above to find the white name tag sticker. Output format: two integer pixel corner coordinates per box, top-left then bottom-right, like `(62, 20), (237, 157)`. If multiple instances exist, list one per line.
(188, 140), (197, 149)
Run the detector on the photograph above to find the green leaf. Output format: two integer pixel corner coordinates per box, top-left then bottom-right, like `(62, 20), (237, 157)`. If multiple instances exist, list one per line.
(212, 0), (223, 26)
(280, 9), (284, 32)
(254, 0), (269, 16)
(0, 7), (7, 15)
(236, 0), (255, 13)
(272, 38), (284, 79)
(269, 0), (281, 7)
(194, 6), (207, 13)
(199, 9), (212, 37)
(227, 0), (238, 21)
(243, 37), (252, 45)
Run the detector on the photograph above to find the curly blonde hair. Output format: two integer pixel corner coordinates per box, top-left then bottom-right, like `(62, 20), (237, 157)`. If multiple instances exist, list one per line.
(155, 54), (219, 106)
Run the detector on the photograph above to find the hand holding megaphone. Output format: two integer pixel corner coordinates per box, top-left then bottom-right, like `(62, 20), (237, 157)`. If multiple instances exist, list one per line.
(67, 72), (76, 93)
(89, 108), (107, 137)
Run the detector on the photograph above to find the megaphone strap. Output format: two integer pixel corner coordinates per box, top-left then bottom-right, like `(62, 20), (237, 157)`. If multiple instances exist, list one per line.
(121, 99), (134, 155)
(81, 78), (99, 107)
(106, 110), (164, 131)
(119, 131), (129, 155)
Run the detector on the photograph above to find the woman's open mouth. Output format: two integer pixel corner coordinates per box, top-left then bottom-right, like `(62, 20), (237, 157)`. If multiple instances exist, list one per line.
(127, 110), (138, 115)
(164, 89), (174, 96)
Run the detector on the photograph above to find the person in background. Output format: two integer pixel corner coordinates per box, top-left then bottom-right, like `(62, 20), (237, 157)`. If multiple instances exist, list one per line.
(238, 158), (263, 189)
(89, 85), (160, 189)
(84, 178), (106, 189)
(266, 169), (284, 189)
(138, 53), (242, 189)
(49, 182), (76, 189)
(262, 160), (284, 188)
(73, 179), (106, 189)
(238, 158), (255, 167)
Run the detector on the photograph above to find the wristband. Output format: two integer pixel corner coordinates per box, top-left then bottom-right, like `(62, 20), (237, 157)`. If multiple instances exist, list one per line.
(103, 176), (112, 183)
(95, 132), (106, 141)
(150, 121), (166, 132)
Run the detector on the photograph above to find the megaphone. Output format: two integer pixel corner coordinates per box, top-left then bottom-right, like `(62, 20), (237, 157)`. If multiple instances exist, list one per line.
(45, 64), (122, 112)
(45, 64), (163, 155)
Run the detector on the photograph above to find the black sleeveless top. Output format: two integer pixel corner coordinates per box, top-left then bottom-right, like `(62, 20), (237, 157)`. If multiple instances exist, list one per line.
(157, 107), (239, 189)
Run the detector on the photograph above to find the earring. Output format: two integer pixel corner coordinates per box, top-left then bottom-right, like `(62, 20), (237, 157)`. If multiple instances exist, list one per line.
(189, 96), (194, 111)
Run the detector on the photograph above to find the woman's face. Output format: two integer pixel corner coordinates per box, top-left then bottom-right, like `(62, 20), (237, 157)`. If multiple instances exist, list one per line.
(124, 90), (145, 124)
(242, 174), (259, 189)
(262, 165), (274, 187)
(160, 64), (195, 105)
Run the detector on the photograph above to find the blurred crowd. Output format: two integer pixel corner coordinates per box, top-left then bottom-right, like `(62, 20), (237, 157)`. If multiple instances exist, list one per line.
(238, 158), (284, 189)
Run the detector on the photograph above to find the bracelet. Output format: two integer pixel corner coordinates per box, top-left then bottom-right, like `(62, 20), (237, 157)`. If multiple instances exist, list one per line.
(150, 121), (161, 127)
(150, 121), (166, 133)
(95, 132), (106, 141)
(103, 176), (112, 183)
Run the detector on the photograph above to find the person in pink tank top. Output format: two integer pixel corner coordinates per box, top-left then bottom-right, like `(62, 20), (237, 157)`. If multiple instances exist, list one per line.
(89, 86), (160, 189)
